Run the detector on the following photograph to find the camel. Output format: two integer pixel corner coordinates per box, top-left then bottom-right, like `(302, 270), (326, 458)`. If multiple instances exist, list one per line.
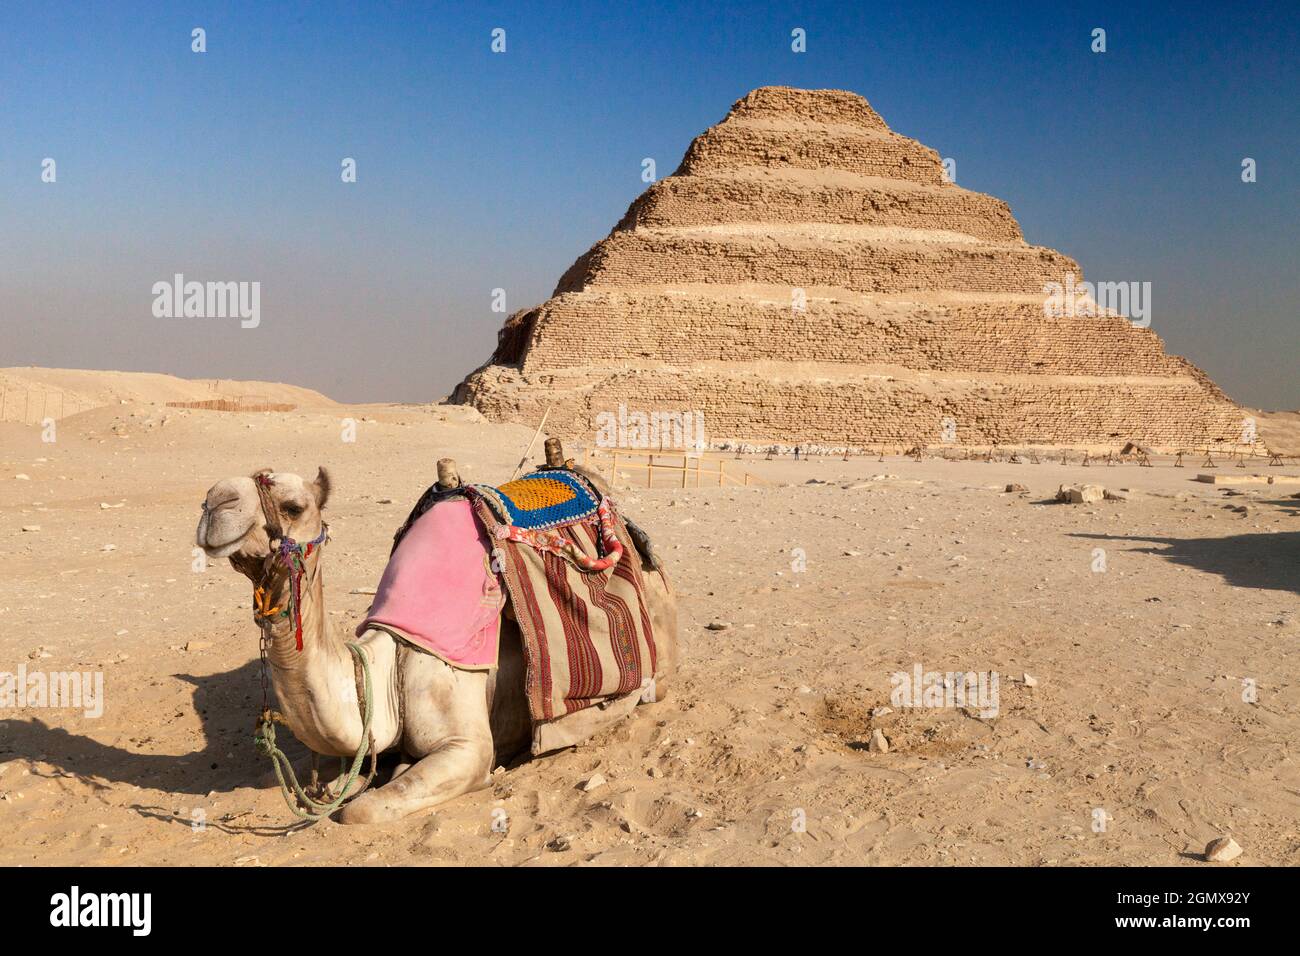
(195, 465), (677, 824)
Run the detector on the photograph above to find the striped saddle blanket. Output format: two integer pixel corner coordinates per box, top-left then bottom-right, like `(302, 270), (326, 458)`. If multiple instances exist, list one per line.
(367, 468), (658, 743)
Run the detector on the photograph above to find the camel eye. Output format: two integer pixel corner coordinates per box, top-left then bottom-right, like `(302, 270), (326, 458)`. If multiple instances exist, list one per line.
(282, 502), (305, 519)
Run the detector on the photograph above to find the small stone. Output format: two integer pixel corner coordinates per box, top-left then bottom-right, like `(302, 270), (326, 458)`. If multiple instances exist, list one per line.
(21, 525), (40, 533)
(101, 544), (117, 552)
(185, 641), (214, 652)
(648, 766), (663, 778)
(705, 621), (731, 631)
(868, 728), (890, 753)
(1203, 836), (1242, 862)
(1023, 673), (1039, 687)
(871, 706), (893, 718)
(14, 474), (30, 481)
(580, 773), (606, 792)
(1004, 483), (1028, 493)
(1056, 484), (1105, 504)
(546, 835), (571, 852)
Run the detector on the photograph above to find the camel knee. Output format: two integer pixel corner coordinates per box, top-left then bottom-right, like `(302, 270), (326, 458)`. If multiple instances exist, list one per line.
(336, 737), (490, 825)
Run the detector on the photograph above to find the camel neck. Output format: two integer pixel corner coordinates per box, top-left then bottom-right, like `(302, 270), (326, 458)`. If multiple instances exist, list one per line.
(257, 549), (366, 756)
(260, 552), (338, 670)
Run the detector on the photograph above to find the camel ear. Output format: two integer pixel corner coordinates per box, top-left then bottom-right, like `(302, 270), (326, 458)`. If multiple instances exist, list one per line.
(311, 467), (332, 510)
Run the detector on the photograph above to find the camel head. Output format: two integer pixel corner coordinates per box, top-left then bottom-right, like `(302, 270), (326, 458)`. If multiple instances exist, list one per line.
(196, 468), (331, 580)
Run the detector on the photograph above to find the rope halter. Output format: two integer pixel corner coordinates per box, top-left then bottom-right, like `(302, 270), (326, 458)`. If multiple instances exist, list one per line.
(251, 471), (328, 651)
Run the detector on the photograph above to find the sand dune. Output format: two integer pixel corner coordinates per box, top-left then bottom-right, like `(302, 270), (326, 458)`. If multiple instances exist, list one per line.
(0, 367), (337, 425)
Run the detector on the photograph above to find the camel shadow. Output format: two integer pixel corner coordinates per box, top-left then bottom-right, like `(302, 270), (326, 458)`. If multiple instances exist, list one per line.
(1070, 530), (1300, 595)
(0, 660), (312, 797)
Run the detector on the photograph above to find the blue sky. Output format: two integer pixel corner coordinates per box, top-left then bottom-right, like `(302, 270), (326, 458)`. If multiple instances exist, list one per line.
(2, 1), (1296, 408)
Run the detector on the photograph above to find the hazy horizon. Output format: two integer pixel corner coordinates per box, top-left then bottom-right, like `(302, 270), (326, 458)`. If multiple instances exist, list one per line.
(3, 1), (1297, 409)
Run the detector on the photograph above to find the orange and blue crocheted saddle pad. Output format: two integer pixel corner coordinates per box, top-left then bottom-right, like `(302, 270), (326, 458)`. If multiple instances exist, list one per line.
(474, 470), (601, 532)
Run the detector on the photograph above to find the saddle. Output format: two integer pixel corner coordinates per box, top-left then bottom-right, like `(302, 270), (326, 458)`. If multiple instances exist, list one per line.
(364, 465), (662, 752)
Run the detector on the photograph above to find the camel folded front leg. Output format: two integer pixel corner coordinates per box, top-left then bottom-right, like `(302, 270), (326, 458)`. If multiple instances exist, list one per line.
(337, 644), (493, 825)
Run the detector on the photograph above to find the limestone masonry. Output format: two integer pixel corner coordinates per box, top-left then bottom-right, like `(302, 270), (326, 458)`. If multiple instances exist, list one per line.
(452, 86), (1243, 450)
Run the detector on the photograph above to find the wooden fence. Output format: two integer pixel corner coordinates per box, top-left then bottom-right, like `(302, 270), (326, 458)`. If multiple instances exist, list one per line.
(0, 386), (91, 425)
(165, 395), (296, 413)
(583, 446), (770, 488)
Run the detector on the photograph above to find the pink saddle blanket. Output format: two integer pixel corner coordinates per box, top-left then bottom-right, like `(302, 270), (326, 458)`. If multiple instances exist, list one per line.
(357, 499), (505, 668)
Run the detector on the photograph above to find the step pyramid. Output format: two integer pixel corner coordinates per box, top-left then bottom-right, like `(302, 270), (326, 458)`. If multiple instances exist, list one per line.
(453, 86), (1244, 450)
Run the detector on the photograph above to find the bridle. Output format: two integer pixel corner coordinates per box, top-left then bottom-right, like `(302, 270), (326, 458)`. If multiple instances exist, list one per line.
(221, 470), (377, 822)
(250, 470), (328, 652)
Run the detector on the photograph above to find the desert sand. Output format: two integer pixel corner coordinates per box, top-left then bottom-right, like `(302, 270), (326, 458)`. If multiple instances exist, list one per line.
(2, 371), (1296, 866)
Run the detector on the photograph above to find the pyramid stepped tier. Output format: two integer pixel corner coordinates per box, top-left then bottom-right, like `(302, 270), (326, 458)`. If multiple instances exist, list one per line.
(678, 118), (950, 183)
(453, 86), (1243, 450)
(462, 364), (1243, 449)
(507, 290), (1202, 379)
(556, 224), (1076, 295)
(617, 169), (1023, 242)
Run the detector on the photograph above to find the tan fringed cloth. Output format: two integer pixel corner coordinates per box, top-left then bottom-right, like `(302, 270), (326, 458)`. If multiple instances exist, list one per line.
(463, 471), (659, 754)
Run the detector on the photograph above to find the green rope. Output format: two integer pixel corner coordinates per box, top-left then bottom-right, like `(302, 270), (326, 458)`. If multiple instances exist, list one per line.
(254, 641), (374, 822)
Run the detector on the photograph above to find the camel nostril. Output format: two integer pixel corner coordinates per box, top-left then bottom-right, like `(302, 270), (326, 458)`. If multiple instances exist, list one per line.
(206, 493), (240, 512)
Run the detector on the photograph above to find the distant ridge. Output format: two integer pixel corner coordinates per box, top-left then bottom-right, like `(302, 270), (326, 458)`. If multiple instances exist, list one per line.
(0, 367), (335, 424)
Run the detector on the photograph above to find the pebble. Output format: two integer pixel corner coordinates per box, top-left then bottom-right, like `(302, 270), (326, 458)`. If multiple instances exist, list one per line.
(705, 621), (731, 631)
(868, 728), (890, 753)
(185, 641), (214, 652)
(1022, 673), (1039, 687)
(1203, 836), (1242, 863)
(871, 706), (893, 718)
(580, 773), (606, 792)
(21, 525), (40, 533)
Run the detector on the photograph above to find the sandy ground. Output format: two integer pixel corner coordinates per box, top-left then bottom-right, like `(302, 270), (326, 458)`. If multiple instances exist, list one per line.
(1, 393), (1298, 866)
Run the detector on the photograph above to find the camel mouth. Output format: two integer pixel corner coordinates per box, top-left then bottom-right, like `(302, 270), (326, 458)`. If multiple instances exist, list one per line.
(202, 537), (247, 559)
(197, 508), (258, 559)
